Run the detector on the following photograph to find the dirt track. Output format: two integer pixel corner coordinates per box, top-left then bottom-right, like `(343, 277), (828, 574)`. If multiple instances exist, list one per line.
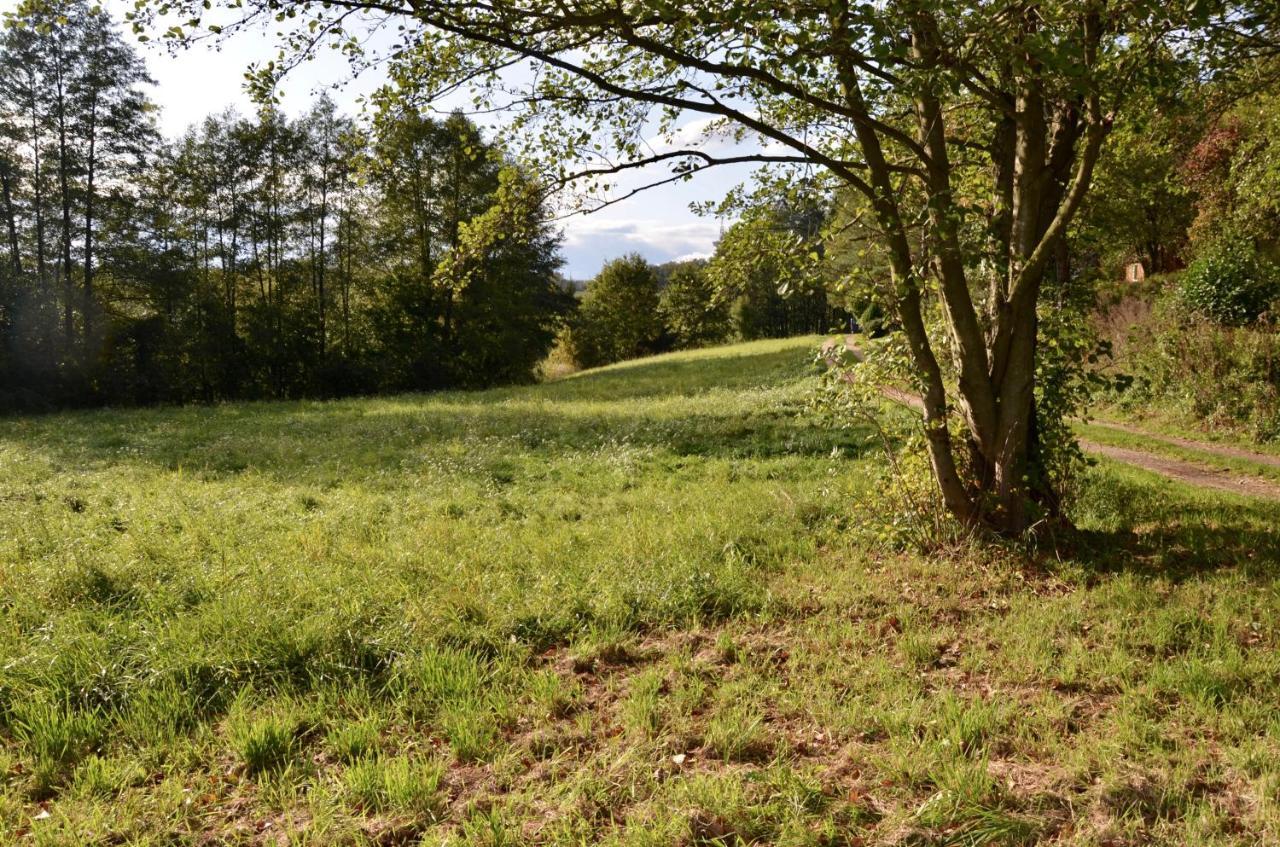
(1079, 439), (1280, 501)
(1089, 421), (1280, 470)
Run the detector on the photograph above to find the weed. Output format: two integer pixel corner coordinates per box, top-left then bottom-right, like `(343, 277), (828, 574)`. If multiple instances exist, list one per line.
(439, 698), (500, 762)
(704, 703), (770, 763)
(622, 670), (666, 739)
(10, 700), (105, 795)
(228, 703), (310, 776)
(326, 717), (384, 764)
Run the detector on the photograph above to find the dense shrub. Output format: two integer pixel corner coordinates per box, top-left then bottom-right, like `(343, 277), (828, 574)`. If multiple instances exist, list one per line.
(565, 255), (664, 368)
(1176, 244), (1279, 326)
(1106, 293), (1280, 441)
(857, 302), (888, 337)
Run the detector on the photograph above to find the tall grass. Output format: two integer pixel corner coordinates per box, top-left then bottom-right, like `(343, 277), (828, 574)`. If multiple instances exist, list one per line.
(2, 336), (1279, 843)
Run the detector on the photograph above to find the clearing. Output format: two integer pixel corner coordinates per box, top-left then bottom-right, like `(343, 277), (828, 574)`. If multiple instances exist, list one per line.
(1, 336), (1279, 845)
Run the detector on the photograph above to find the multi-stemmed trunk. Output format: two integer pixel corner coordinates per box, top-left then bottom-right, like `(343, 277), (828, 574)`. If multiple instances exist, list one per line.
(838, 10), (1106, 535)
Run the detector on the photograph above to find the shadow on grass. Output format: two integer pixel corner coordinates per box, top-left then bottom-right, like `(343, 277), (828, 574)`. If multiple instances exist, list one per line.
(0, 345), (864, 482)
(1054, 469), (1280, 582)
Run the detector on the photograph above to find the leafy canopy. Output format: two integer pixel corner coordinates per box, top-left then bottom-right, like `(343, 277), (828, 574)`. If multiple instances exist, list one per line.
(120, 0), (1280, 531)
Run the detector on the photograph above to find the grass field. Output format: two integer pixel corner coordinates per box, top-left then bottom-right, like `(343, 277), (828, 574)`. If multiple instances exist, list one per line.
(2, 336), (1280, 845)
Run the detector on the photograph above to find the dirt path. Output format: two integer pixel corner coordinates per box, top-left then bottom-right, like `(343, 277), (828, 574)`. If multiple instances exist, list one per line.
(1090, 420), (1280, 470)
(826, 336), (1280, 501)
(1079, 439), (1280, 500)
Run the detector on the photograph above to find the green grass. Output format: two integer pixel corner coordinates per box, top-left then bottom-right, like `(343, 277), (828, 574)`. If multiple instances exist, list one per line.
(1079, 420), (1280, 484)
(1, 336), (1279, 844)
(1093, 404), (1280, 458)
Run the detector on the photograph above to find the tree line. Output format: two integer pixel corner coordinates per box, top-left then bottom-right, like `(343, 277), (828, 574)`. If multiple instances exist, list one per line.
(565, 196), (854, 370)
(0, 0), (570, 411)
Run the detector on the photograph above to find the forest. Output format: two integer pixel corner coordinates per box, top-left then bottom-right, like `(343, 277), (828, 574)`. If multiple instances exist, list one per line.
(0, 0), (860, 412)
(0, 1), (576, 408)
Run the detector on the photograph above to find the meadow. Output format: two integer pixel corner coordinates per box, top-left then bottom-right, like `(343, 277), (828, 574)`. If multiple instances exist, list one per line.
(2, 336), (1279, 845)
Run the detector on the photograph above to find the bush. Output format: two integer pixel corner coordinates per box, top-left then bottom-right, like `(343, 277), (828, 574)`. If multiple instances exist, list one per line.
(1177, 243), (1279, 326)
(565, 254), (664, 368)
(857, 301), (888, 337)
(1108, 293), (1280, 442)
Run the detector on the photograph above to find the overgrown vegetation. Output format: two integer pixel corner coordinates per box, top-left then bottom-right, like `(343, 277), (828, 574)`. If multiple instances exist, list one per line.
(1176, 245), (1278, 327)
(3, 337), (1280, 844)
(1098, 280), (1280, 441)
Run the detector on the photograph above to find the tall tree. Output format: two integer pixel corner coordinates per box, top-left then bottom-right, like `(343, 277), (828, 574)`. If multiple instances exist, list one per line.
(299, 95), (357, 361)
(0, 0), (154, 367)
(73, 7), (154, 350)
(706, 202), (835, 341)
(567, 254), (663, 368)
(0, 19), (53, 365)
(0, 147), (20, 277)
(129, 0), (1278, 532)
(659, 261), (731, 349)
(431, 166), (572, 384)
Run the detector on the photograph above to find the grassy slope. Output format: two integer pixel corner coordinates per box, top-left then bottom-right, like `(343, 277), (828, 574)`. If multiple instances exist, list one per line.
(1092, 405), (1280, 460)
(1, 336), (1279, 845)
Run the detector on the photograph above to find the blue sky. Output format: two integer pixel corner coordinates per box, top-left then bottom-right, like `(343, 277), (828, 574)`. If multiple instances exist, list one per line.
(3, 0), (755, 279)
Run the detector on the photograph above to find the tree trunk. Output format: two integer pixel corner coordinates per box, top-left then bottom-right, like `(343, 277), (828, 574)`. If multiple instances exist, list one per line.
(339, 209), (351, 354)
(829, 8), (1107, 535)
(0, 160), (20, 276)
(83, 105), (98, 351)
(30, 93), (48, 330)
(317, 163), (328, 361)
(55, 56), (75, 353)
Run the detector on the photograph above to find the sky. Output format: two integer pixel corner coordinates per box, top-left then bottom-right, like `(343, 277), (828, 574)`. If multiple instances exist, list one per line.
(2, 0), (758, 280)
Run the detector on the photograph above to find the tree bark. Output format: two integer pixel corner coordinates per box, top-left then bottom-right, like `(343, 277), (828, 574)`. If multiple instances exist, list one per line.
(834, 54), (978, 523)
(834, 4), (1107, 534)
(30, 87), (48, 324)
(0, 159), (20, 276)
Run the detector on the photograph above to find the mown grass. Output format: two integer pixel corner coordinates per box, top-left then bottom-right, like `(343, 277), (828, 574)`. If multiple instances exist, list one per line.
(1, 336), (1279, 845)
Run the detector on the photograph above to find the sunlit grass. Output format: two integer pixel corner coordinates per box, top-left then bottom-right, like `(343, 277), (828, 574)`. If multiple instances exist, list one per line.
(1, 335), (1279, 844)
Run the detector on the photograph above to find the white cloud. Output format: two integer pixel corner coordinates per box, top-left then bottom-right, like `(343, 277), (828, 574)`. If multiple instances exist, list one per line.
(562, 216), (721, 257)
(0, 0), (749, 280)
(649, 116), (742, 155)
